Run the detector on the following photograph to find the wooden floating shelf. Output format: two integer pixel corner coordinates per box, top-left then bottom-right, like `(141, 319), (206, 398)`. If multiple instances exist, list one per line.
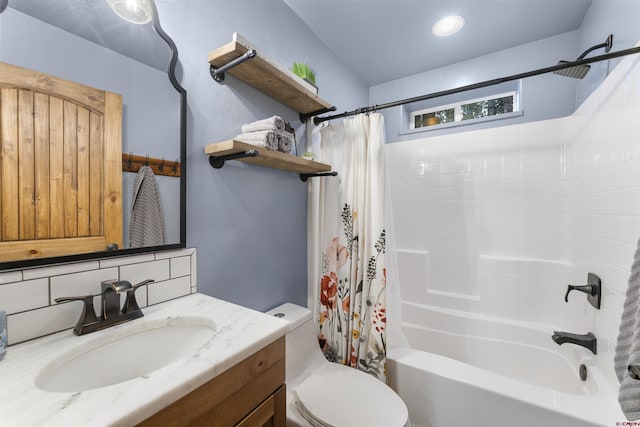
(208, 34), (333, 115)
(205, 140), (332, 174)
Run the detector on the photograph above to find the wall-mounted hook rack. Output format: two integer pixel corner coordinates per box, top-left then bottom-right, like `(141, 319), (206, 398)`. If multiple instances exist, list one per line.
(122, 153), (180, 177)
(300, 171), (338, 182)
(208, 149), (259, 169)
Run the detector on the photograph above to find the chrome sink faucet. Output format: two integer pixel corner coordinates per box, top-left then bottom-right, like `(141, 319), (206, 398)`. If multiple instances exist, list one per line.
(551, 331), (597, 354)
(56, 279), (154, 335)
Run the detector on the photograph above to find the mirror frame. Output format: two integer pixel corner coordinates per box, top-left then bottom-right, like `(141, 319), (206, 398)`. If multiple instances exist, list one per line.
(0, 0), (187, 270)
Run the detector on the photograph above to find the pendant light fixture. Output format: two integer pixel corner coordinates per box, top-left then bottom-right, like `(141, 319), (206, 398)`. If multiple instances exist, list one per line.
(106, 0), (152, 25)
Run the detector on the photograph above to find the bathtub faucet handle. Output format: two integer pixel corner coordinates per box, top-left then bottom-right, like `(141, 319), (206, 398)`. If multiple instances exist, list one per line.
(564, 284), (595, 301)
(563, 273), (601, 309)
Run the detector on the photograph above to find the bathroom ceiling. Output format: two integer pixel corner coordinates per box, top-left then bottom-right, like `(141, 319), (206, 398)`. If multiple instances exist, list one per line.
(283, 0), (594, 86)
(9, 0), (593, 85)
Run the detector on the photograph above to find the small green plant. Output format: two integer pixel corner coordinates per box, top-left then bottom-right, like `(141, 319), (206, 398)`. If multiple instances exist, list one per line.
(291, 62), (316, 85)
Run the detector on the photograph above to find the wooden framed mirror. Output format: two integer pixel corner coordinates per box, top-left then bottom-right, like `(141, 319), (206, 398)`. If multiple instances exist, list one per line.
(0, 0), (187, 269)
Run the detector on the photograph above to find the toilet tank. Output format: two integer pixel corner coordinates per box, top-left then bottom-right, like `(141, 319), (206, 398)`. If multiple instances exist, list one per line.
(265, 303), (328, 388)
(266, 303), (312, 332)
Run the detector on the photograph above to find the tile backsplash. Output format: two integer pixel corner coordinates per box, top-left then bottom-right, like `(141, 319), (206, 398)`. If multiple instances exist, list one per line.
(0, 248), (197, 345)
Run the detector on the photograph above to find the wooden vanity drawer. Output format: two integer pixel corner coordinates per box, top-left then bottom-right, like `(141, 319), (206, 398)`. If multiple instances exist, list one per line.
(138, 336), (285, 427)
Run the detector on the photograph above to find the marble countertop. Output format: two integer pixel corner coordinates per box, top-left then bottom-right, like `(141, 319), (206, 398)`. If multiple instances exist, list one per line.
(0, 293), (288, 426)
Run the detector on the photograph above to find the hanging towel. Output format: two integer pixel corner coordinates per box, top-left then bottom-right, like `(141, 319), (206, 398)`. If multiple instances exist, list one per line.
(241, 115), (285, 133)
(615, 236), (640, 420)
(235, 130), (279, 150)
(129, 165), (166, 248)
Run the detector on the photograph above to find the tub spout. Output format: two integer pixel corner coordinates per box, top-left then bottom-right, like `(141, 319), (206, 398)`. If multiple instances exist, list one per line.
(552, 331), (597, 354)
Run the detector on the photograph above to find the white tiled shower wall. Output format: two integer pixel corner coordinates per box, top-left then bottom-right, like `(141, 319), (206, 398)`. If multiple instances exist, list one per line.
(387, 53), (640, 382)
(388, 117), (584, 324)
(0, 248), (197, 345)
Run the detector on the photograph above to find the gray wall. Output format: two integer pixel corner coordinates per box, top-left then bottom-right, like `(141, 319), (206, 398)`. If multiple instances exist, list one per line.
(154, 0), (368, 311)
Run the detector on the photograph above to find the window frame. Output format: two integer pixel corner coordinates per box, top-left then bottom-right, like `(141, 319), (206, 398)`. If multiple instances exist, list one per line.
(410, 90), (518, 129)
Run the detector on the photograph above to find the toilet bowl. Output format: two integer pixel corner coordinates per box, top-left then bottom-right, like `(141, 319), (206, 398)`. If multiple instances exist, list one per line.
(266, 303), (409, 427)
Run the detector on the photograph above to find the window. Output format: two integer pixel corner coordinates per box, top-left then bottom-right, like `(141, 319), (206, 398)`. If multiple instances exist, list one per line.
(411, 91), (517, 129)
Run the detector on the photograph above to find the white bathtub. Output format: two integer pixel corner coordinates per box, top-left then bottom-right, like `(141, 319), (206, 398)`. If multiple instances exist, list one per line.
(387, 301), (624, 427)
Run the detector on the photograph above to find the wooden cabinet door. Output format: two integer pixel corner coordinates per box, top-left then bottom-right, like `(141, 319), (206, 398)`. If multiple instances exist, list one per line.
(0, 61), (122, 261)
(236, 386), (286, 427)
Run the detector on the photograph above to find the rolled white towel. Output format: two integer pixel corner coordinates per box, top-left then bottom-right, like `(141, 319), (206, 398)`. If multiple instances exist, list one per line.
(241, 116), (285, 133)
(278, 133), (293, 154)
(235, 130), (279, 151)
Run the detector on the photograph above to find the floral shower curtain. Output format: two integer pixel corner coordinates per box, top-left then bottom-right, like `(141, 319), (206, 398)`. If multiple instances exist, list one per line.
(307, 113), (387, 381)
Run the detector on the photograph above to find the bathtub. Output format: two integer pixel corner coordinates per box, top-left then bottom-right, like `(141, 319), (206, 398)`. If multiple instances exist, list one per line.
(386, 301), (624, 427)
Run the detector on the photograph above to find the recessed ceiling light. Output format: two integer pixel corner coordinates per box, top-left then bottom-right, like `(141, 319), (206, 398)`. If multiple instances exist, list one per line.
(432, 15), (465, 37)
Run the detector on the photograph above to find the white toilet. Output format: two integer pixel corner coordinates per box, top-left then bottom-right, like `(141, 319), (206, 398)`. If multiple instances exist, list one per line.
(266, 303), (409, 427)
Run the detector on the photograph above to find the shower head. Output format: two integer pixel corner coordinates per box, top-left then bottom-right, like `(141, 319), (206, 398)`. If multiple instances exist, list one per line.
(554, 61), (591, 79)
(553, 34), (613, 79)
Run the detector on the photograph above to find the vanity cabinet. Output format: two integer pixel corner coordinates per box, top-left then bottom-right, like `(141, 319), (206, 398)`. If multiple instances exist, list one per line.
(138, 336), (286, 427)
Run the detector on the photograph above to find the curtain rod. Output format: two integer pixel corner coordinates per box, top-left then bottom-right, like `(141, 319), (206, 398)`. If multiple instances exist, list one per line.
(312, 46), (640, 125)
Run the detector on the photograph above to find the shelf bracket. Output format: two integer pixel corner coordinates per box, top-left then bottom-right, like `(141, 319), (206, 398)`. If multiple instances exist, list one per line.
(300, 171), (338, 182)
(299, 106), (337, 123)
(208, 150), (259, 169)
(210, 49), (257, 83)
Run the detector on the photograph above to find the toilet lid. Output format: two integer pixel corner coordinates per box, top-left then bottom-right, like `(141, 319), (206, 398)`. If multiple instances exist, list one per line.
(293, 362), (408, 427)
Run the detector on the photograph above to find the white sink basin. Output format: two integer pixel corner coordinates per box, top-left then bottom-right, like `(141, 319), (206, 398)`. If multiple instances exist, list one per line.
(35, 316), (216, 393)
